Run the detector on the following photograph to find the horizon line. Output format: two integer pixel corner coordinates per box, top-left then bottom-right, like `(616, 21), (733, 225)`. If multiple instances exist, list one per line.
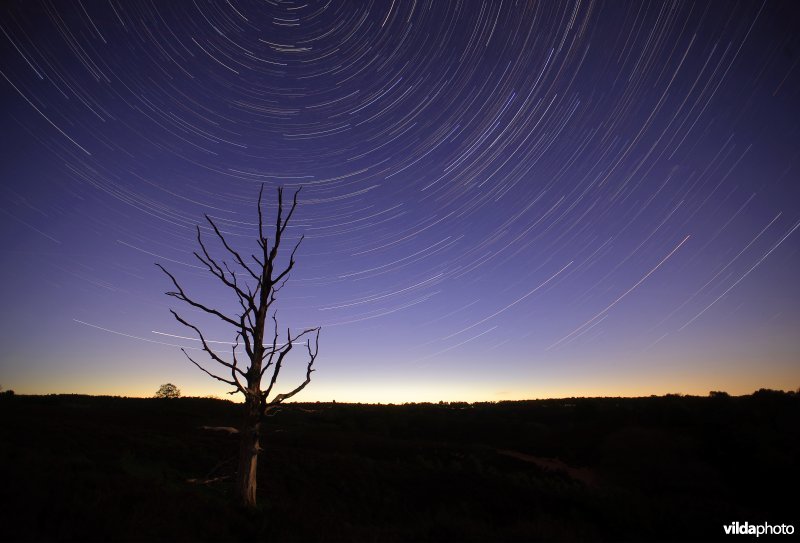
(4, 388), (796, 405)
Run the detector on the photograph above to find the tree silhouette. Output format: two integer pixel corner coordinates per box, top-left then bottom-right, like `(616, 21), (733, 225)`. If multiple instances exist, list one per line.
(155, 383), (181, 399)
(157, 186), (320, 508)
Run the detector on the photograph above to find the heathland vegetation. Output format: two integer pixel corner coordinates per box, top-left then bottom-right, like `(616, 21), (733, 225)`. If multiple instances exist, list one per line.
(0, 389), (797, 541)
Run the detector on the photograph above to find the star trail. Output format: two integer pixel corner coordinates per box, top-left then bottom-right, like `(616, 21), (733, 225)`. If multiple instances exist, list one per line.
(1, 0), (798, 402)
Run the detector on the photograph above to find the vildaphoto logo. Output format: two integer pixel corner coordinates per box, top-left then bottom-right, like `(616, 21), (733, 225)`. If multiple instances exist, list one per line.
(723, 521), (795, 537)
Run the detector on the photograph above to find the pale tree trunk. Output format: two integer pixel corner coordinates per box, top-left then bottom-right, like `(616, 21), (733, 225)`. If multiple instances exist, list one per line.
(236, 397), (261, 507)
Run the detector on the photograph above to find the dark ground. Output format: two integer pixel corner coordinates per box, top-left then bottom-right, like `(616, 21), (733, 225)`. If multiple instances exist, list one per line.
(0, 390), (798, 542)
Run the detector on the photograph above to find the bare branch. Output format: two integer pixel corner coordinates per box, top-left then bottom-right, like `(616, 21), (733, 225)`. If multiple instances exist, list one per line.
(231, 333), (246, 393)
(181, 348), (238, 388)
(273, 273), (291, 297)
(193, 248), (255, 314)
(273, 234), (303, 285)
(187, 476), (231, 485)
(195, 225), (256, 313)
(263, 327), (319, 402)
(239, 315), (254, 360)
(195, 225), (226, 277)
(205, 215), (260, 282)
(257, 183), (265, 244)
(280, 188), (301, 237)
(266, 328), (320, 409)
(172, 316), (247, 395)
(200, 426), (239, 434)
(274, 187), (284, 241)
(156, 263), (240, 328)
(169, 310), (247, 378)
(259, 324), (318, 381)
(262, 328), (293, 400)
(260, 311), (281, 378)
(266, 187), (289, 267)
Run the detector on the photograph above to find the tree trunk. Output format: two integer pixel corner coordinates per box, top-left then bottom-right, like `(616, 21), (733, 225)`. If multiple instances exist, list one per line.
(235, 398), (261, 507)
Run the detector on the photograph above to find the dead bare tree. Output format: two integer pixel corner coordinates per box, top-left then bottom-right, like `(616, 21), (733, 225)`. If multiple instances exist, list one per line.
(157, 185), (320, 508)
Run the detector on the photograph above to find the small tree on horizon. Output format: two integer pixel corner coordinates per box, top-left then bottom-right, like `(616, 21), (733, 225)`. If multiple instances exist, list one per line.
(155, 383), (181, 399)
(157, 185), (320, 508)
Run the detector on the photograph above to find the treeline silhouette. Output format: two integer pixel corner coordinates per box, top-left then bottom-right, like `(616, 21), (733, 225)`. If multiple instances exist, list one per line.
(0, 390), (797, 541)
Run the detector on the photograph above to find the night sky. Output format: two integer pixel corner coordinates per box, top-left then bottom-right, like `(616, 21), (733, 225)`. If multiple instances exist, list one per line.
(1, 1), (798, 403)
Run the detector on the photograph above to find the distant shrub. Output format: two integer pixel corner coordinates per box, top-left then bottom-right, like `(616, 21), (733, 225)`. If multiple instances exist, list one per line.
(752, 388), (785, 398)
(154, 383), (181, 399)
(709, 391), (729, 398)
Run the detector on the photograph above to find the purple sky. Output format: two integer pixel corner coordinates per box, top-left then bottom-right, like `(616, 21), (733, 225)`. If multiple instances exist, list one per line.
(1, 1), (798, 402)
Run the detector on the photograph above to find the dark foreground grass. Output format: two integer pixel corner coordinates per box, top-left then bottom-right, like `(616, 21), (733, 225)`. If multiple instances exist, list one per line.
(0, 391), (798, 541)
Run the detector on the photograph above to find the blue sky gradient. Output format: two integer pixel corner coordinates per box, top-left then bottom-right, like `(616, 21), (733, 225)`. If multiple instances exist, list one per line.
(1, 0), (798, 401)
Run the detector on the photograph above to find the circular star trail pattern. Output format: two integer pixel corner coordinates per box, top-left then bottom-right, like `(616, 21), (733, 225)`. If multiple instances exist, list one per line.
(1, 1), (798, 401)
